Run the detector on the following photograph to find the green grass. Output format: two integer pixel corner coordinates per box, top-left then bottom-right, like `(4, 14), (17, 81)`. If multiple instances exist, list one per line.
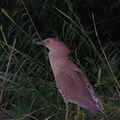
(0, 0), (120, 120)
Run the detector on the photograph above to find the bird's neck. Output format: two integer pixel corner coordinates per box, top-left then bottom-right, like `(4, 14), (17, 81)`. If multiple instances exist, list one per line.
(48, 51), (69, 77)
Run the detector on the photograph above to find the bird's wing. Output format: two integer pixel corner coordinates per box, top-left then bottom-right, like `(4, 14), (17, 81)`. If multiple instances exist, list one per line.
(68, 61), (104, 113)
(55, 61), (104, 113)
(70, 69), (104, 113)
(55, 69), (93, 108)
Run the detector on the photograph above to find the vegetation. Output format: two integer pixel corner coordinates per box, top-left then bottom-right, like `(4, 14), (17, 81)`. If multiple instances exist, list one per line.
(0, 0), (120, 120)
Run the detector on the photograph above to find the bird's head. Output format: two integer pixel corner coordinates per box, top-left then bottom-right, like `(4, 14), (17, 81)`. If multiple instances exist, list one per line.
(35, 37), (71, 55)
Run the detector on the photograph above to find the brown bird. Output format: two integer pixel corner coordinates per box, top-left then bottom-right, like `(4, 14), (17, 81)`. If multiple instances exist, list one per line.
(35, 38), (104, 119)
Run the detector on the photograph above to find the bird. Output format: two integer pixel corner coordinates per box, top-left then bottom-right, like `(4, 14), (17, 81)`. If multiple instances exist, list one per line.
(35, 37), (104, 120)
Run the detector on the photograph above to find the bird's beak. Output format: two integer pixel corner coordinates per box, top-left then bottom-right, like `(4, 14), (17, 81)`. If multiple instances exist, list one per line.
(34, 40), (45, 46)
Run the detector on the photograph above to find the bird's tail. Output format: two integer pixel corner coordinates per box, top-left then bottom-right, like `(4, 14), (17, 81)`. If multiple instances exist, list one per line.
(95, 97), (104, 113)
(86, 85), (104, 113)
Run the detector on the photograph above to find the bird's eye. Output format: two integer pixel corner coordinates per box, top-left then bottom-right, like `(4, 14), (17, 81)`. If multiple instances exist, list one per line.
(45, 40), (50, 45)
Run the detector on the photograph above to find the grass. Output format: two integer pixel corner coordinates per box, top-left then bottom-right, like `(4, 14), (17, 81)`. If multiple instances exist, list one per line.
(0, 0), (120, 120)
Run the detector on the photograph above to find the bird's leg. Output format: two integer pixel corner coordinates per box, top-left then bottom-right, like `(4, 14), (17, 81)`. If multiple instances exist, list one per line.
(58, 89), (70, 120)
(77, 106), (80, 119)
(65, 103), (69, 120)
(75, 106), (80, 120)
